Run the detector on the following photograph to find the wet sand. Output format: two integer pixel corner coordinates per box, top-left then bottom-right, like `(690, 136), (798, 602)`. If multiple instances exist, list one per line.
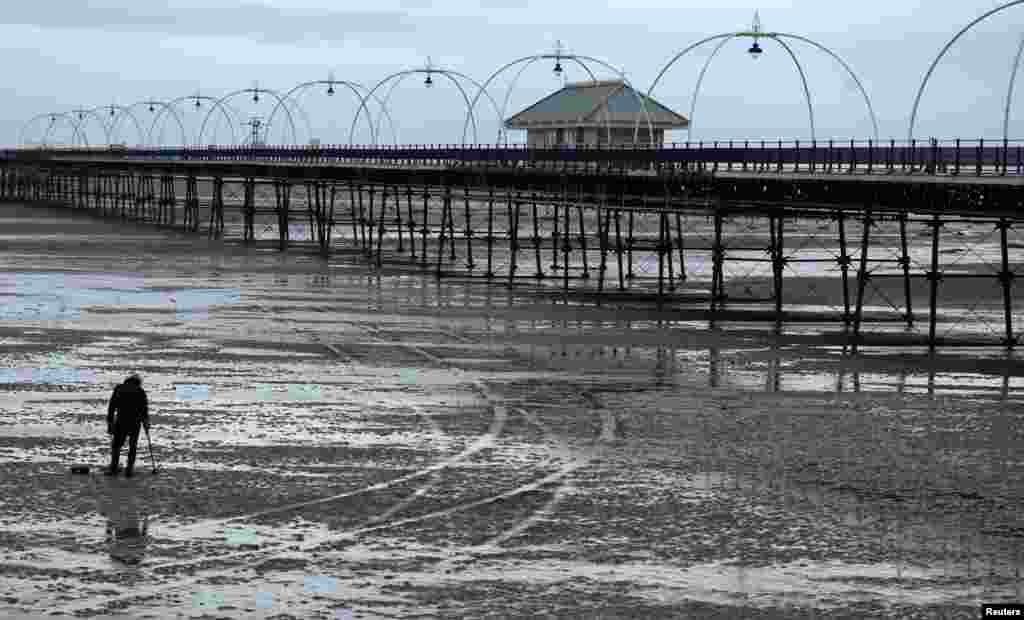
(0, 201), (1022, 619)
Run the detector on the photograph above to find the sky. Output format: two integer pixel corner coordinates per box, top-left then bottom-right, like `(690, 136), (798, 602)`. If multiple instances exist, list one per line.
(3, 0), (1022, 146)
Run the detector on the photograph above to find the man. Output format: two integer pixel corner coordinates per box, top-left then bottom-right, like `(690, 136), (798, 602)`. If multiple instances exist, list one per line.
(107, 374), (150, 477)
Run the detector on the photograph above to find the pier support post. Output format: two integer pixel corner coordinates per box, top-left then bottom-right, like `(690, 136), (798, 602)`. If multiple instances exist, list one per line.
(375, 186), (386, 265)
(626, 209), (635, 280)
(243, 177), (255, 243)
(597, 197), (612, 301)
(614, 206), (625, 291)
(509, 190), (521, 285)
(852, 207), (873, 352)
(485, 187), (495, 279)
(711, 206), (725, 312)
(209, 177), (224, 240)
(367, 185), (378, 260)
(185, 175), (199, 233)
(395, 185), (405, 253)
(420, 186), (430, 269)
(531, 193), (543, 279)
(927, 212), (943, 350)
(436, 183), (453, 277)
(406, 186), (416, 259)
(577, 191), (589, 280)
(998, 218), (1016, 349)
(999, 216), (1015, 348)
(771, 213), (786, 318)
(275, 180), (291, 252)
(562, 187), (571, 294)
(837, 210), (852, 324)
(899, 211), (914, 326)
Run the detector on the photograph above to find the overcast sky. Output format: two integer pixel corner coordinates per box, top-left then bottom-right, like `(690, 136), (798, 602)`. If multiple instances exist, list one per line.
(4, 0), (1022, 146)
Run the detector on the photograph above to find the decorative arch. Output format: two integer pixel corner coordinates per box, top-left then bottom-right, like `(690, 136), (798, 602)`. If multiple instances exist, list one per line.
(1004, 34), (1024, 144)
(102, 104), (149, 146)
(465, 52), (656, 146)
(19, 112), (86, 146)
(648, 19), (879, 142)
(264, 79), (397, 146)
(68, 107), (114, 146)
(350, 65), (504, 147)
(197, 87), (299, 145)
(908, 0), (1024, 141)
(152, 95), (241, 146)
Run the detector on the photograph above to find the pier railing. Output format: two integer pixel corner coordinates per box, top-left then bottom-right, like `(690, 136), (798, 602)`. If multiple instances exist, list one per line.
(4, 138), (1024, 176)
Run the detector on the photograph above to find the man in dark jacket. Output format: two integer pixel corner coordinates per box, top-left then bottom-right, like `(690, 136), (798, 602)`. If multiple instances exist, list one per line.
(107, 374), (150, 477)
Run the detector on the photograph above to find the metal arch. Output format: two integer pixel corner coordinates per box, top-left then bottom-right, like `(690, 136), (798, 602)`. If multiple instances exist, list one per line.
(490, 56), (609, 145)
(769, 35), (816, 142)
(267, 94), (313, 145)
(265, 80), (397, 146)
(153, 95), (240, 146)
(686, 34), (738, 141)
(356, 69), (482, 145)
(20, 112), (84, 146)
(463, 54), (599, 145)
(104, 104), (150, 146)
(467, 53), (655, 146)
(350, 68), (504, 147)
(775, 33), (880, 141)
(908, 0), (1024, 141)
(197, 87), (299, 145)
(1003, 33), (1024, 144)
(45, 114), (88, 147)
(71, 107), (115, 146)
(647, 33), (737, 97)
(126, 100), (188, 146)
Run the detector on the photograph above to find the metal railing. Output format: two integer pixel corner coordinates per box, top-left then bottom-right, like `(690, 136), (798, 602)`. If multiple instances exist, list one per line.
(3, 139), (1023, 176)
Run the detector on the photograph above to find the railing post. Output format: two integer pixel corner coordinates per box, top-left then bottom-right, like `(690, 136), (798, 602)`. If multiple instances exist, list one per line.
(954, 138), (961, 175)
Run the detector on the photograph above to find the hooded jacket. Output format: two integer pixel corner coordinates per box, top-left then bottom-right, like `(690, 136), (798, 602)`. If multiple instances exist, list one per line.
(108, 381), (149, 430)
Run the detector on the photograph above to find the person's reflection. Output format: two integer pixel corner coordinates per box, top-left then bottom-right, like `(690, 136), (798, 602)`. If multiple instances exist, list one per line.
(101, 485), (150, 565)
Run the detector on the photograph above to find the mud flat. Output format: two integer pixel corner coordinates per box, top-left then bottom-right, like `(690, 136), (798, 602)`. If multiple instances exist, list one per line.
(0, 201), (1021, 619)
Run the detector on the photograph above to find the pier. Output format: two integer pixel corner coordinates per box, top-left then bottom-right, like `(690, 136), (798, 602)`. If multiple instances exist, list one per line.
(2, 144), (1021, 350)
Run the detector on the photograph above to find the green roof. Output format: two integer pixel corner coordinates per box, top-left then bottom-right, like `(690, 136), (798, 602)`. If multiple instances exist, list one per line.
(505, 80), (689, 129)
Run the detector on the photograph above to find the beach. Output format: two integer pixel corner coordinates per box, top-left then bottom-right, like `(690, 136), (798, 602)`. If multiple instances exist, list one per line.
(0, 199), (1021, 619)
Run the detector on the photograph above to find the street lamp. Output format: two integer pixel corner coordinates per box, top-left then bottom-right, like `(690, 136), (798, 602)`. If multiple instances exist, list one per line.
(327, 71), (335, 95)
(553, 39), (564, 75)
(424, 56), (434, 87)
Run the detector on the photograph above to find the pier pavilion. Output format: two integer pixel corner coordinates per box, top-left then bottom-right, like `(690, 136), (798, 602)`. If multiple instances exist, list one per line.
(504, 79), (689, 148)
